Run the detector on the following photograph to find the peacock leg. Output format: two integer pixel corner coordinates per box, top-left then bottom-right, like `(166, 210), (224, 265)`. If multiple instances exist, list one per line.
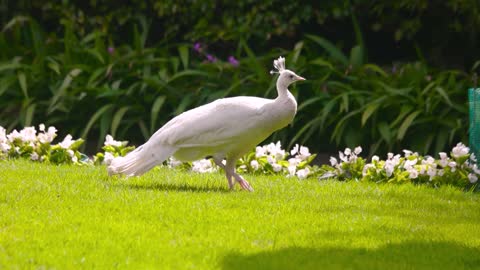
(232, 173), (254, 192)
(216, 158), (234, 189)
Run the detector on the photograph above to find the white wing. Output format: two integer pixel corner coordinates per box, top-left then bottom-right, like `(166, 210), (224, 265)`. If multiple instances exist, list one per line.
(150, 96), (275, 148)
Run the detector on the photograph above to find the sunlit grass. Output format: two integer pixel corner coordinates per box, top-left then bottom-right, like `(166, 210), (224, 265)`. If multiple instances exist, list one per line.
(1, 159), (479, 269)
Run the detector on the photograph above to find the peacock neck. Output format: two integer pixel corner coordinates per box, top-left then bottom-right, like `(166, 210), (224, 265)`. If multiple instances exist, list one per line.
(275, 80), (297, 110)
(276, 80), (290, 99)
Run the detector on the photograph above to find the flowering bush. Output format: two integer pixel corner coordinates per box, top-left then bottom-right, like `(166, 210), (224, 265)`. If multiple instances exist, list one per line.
(0, 125), (88, 165)
(165, 141), (317, 180)
(93, 135), (135, 165)
(2, 125), (479, 191)
(323, 143), (479, 190)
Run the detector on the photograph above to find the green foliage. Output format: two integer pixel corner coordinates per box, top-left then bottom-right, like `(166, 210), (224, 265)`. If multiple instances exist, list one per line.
(293, 34), (470, 155)
(0, 16), (264, 148)
(0, 15), (475, 156)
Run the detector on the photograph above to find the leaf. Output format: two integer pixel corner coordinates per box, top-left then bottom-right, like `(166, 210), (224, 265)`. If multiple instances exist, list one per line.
(168, 70), (209, 82)
(378, 122), (392, 145)
(310, 58), (334, 70)
(361, 102), (380, 126)
(178, 45), (189, 70)
(391, 105), (413, 127)
(47, 61), (60, 75)
(111, 106), (130, 137)
(49, 68), (82, 113)
(305, 34), (348, 65)
(86, 49), (105, 64)
(363, 64), (388, 77)
(81, 104), (114, 140)
(24, 103), (36, 127)
(397, 111), (421, 140)
(0, 62), (23, 72)
(349, 45), (363, 68)
(17, 71), (28, 98)
(291, 41), (304, 65)
(150, 95), (166, 133)
(0, 76), (16, 96)
(435, 86), (453, 107)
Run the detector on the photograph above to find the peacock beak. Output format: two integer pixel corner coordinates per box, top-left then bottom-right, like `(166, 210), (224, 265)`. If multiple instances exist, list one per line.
(296, 76), (306, 81)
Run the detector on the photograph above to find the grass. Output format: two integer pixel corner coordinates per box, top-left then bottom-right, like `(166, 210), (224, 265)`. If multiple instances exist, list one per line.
(0, 159), (479, 269)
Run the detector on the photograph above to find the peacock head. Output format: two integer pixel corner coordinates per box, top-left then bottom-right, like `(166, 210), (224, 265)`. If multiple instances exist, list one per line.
(270, 56), (305, 87)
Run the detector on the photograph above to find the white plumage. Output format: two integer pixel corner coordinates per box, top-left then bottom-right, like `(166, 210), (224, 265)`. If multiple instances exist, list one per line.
(108, 56), (305, 191)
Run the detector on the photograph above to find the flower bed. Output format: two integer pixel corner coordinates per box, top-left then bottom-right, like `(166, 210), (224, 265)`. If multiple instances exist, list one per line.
(1, 124), (478, 191)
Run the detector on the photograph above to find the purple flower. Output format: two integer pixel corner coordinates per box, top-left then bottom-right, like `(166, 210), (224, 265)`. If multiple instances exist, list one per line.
(228, 56), (239, 67)
(193, 42), (202, 53)
(206, 54), (217, 63)
(108, 47), (115, 55)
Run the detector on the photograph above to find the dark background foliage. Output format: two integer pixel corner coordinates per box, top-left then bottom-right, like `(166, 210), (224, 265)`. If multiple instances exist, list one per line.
(0, 0), (478, 156)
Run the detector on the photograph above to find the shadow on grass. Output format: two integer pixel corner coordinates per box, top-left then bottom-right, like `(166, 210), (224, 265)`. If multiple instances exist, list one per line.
(221, 241), (480, 270)
(117, 181), (231, 193)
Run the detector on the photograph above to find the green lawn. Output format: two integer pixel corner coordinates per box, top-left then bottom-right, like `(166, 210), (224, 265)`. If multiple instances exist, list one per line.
(1, 159), (479, 269)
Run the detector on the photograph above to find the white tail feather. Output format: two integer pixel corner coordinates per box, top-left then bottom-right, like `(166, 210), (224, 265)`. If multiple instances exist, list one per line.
(108, 142), (176, 177)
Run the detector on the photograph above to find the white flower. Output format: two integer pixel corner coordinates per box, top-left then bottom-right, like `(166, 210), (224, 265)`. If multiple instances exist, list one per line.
(59, 135), (75, 149)
(339, 151), (348, 162)
(439, 152), (447, 160)
(19, 127), (37, 142)
(439, 158), (449, 168)
(423, 156), (435, 165)
(104, 152), (114, 165)
(362, 163), (375, 176)
(387, 153), (394, 160)
(39, 124), (45, 132)
(255, 146), (267, 158)
(192, 159), (216, 173)
(372, 155), (379, 162)
(298, 146), (311, 160)
(167, 157), (183, 168)
(105, 135), (123, 147)
(437, 169), (445, 176)
(266, 141), (283, 157)
(404, 158), (418, 170)
(267, 155), (276, 165)
(290, 144), (299, 156)
(72, 155), (78, 163)
(288, 157), (301, 166)
(67, 150), (74, 157)
(385, 162), (394, 177)
(470, 153), (477, 162)
(403, 149), (413, 157)
(354, 146), (362, 155)
(408, 168), (419, 179)
(7, 130), (22, 142)
(0, 126), (6, 143)
(468, 173), (478, 183)
(272, 163), (282, 172)
(38, 126), (58, 143)
(296, 168), (310, 179)
(344, 148), (351, 156)
(427, 167), (436, 180)
(250, 160), (259, 171)
(448, 161), (457, 172)
(287, 165), (296, 176)
(329, 156), (338, 166)
(275, 149), (286, 160)
(471, 164), (480, 175)
(451, 142), (469, 158)
(0, 142), (10, 153)
(30, 152), (39, 161)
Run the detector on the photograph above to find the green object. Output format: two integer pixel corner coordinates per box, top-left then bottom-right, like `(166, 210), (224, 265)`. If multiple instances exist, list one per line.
(469, 88), (480, 163)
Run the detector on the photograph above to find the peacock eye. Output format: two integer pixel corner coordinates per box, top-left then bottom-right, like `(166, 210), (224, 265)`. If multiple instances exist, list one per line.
(289, 75), (294, 79)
